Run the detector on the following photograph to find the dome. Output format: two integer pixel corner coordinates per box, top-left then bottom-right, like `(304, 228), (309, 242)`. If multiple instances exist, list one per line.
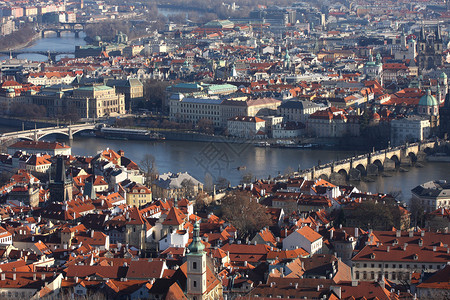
(94, 36), (101, 42)
(187, 221), (205, 254)
(418, 89), (438, 107)
(440, 72), (447, 79)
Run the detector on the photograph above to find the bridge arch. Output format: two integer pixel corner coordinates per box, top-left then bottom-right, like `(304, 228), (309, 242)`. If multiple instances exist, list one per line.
(373, 159), (383, 170)
(355, 164), (366, 175)
(37, 132), (69, 140)
(390, 155), (400, 166)
(318, 174), (329, 181)
(337, 169), (348, 178)
(408, 152), (417, 163)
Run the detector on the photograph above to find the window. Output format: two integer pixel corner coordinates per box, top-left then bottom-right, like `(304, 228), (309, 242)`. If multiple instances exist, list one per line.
(193, 262), (197, 269)
(193, 280), (197, 288)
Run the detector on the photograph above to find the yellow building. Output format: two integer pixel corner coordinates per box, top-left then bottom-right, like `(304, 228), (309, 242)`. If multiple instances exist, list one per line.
(125, 182), (152, 207)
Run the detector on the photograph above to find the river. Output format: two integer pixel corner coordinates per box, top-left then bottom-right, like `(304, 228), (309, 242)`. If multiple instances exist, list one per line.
(0, 31), (86, 62)
(62, 136), (450, 203)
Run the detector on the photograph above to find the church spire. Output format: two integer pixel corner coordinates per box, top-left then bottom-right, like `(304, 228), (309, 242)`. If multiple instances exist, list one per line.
(420, 25), (426, 41)
(188, 220), (205, 254)
(436, 25), (442, 41)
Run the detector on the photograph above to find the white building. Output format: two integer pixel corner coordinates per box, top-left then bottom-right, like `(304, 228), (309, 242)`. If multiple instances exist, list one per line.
(411, 180), (450, 212)
(282, 225), (323, 255)
(227, 116), (266, 138)
(272, 122), (305, 138)
(8, 141), (71, 156)
(390, 116), (430, 146)
(278, 100), (322, 123)
(159, 229), (189, 251)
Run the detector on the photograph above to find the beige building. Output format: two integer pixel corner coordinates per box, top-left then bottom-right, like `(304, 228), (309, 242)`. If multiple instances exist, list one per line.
(170, 95), (281, 128)
(227, 116), (266, 138)
(68, 85), (126, 118)
(125, 182), (152, 207)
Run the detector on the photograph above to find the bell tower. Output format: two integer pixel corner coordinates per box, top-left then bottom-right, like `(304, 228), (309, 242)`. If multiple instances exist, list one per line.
(186, 221), (207, 300)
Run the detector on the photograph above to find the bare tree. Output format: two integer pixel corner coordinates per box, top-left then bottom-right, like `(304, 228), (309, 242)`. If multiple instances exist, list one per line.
(215, 177), (230, 190)
(241, 172), (253, 185)
(181, 178), (195, 197)
(204, 173), (214, 193)
(140, 154), (158, 186)
(221, 191), (271, 238)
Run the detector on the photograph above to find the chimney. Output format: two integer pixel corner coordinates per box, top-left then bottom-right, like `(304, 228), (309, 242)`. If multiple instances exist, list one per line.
(0, 273), (4, 280)
(270, 282), (275, 287)
(12, 273), (16, 281)
(409, 231), (414, 238)
(387, 246), (390, 252)
(330, 229), (334, 240)
(355, 228), (359, 238)
(403, 243), (408, 251)
(396, 230), (401, 237)
(91, 230), (95, 238)
(433, 246), (437, 252)
(421, 231), (425, 237)
(41, 274), (45, 280)
(33, 273), (37, 281)
(351, 280), (358, 287)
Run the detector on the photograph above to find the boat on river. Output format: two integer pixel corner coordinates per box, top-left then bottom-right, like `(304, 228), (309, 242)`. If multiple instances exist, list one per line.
(96, 127), (165, 141)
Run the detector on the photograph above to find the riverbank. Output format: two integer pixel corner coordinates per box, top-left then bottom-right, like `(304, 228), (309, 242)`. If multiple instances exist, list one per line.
(0, 27), (40, 52)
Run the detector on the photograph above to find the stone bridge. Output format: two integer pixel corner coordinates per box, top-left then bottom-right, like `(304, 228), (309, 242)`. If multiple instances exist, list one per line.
(41, 28), (84, 38)
(296, 140), (442, 181)
(0, 123), (100, 144)
(40, 22), (89, 38)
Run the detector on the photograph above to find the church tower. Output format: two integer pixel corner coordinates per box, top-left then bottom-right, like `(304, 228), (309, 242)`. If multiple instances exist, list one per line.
(417, 25), (444, 72)
(186, 221), (207, 300)
(49, 157), (73, 202)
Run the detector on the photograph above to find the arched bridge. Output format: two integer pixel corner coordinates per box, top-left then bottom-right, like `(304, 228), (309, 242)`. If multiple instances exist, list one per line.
(0, 50), (74, 61)
(0, 123), (101, 144)
(41, 28), (84, 38)
(296, 140), (443, 181)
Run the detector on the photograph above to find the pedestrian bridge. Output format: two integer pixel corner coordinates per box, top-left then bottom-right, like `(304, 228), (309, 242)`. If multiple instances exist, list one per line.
(296, 140), (443, 181)
(0, 123), (100, 144)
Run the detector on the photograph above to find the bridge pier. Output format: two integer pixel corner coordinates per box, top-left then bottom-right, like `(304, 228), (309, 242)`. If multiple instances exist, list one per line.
(348, 169), (361, 181)
(75, 31), (79, 38)
(366, 164), (379, 176)
(68, 127), (73, 140)
(57, 31), (61, 37)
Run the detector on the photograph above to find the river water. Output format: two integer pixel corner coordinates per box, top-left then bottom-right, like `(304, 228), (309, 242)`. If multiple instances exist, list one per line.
(1, 33), (449, 203)
(0, 31), (86, 62)
(64, 136), (450, 203)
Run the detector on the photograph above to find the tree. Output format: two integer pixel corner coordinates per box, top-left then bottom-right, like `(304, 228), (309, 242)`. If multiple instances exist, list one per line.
(409, 197), (427, 228)
(241, 172), (253, 185)
(197, 118), (214, 134)
(221, 191), (271, 238)
(215, 177), (230, 190)
(194, 191), (211, 211)
(10, 103), (46, 119)
(284, 166), (295, 177)
(142, 80), (170, 111)
(181, 179), (195, 197)
(204, 173), (214, 193)
(140, 154), (158, 185)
